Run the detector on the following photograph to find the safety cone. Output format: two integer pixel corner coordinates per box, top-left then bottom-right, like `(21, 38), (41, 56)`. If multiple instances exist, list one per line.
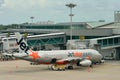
(88, 67), (92, 72)
(16, 65), (18, 69)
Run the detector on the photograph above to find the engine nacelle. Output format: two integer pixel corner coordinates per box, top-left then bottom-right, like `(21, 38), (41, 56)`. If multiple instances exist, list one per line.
(77, 60), (92, 67)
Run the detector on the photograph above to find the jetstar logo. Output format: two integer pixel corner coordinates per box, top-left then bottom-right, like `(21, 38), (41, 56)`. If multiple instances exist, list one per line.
(68, 52), (92, 58)
(29, 50), (40, 60)
(68, 52), (83, 57)
(16, 37), (41, 60)
(16, 38), (29, 54)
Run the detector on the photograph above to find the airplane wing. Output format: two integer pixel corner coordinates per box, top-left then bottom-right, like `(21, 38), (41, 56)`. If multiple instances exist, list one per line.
(56, 57), (92, 67)
(2, 53), (28, 57)
(2, 53), (13, 56)
(56, 57), (82, 63)
(56, 56), (91, 62)
(62, 57), (82, 61)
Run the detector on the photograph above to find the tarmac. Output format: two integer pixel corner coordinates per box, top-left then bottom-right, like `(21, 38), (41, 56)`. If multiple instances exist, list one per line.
(0, 60), (120, 80)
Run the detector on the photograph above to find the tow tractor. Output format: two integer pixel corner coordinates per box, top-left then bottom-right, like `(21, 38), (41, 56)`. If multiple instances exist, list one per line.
(51, 64), (66, 71)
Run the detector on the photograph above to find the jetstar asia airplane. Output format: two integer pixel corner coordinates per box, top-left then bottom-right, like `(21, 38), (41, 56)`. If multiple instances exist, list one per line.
(4, 32), (104, 71)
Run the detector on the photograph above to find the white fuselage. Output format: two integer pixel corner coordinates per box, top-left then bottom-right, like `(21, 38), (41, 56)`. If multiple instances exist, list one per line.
(14, 49), (102, 64)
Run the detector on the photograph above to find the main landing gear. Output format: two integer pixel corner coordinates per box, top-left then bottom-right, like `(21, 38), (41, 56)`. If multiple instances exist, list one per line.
(67, 66), (73, 70)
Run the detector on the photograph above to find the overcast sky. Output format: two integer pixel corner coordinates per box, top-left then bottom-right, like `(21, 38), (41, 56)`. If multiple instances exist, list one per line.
(0, 0), (120, 25)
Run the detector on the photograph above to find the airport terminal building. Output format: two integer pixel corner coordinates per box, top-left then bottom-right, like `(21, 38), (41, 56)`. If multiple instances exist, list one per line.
(0, 11), (120, 60)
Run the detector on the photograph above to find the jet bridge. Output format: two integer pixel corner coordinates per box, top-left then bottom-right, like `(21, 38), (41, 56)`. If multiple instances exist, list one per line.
(27, 32), (66, 46)
(90, 35), (120, 49)
(1, 32), (66, 51)
(90, 35), (120, 60)
(67, 35), (120, 60)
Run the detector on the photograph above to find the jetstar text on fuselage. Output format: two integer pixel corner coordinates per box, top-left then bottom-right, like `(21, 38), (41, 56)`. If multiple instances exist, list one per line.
(68, 52), (92, 57)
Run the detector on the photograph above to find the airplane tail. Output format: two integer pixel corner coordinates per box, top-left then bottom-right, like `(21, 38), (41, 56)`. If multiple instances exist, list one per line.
(15, 32), (30, 54)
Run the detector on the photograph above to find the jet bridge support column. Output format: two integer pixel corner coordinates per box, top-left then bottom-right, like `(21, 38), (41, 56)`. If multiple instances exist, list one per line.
(115, 47), (120, 60)
(94, 44), (101, 53)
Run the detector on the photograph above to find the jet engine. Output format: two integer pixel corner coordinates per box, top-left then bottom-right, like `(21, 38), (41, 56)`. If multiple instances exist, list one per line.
(77, 60), (92, 67)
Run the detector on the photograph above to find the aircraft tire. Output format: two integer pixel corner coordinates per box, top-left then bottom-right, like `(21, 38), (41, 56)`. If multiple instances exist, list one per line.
(90, 64), (93, 68)
(67, 66), (73, 70)
(51, 65), (57, 71)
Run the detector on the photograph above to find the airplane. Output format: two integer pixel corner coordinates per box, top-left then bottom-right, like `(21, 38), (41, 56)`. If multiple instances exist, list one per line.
(3, 32), (104, 71)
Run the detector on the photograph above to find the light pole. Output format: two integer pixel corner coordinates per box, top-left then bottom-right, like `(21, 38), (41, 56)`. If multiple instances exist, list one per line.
(66, 3), (76, 40)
